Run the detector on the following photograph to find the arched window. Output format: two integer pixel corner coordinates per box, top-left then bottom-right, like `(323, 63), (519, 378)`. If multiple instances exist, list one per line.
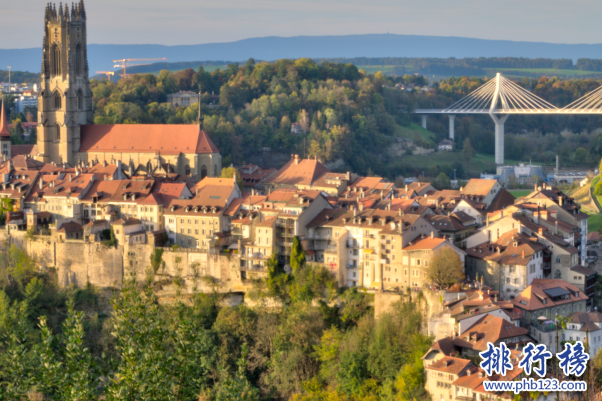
(75, 44), (82, 76)
(51, 44), (61, 76)
(53, 90), (62, 110)
(185, 165), (190, 175)
(77, 89), (83, 110)
(213, 164), (217, 177)
(556, 256), (561, 264)
(201, 165), (207, 179)
(55, 124), (60, 141)
(554, 270), (562, 279)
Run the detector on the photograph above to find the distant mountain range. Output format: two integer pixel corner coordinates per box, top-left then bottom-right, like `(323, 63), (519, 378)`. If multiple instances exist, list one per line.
(3, 34), (602, 74)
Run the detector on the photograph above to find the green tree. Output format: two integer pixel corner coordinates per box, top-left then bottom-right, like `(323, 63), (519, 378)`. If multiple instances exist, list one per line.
(462, 137), (474, 162)
(426, 247), (465, 288)
(290, 236), (306, 274)
(214, 343), (260, 401)
(574, 147), (589, 165)
(266, 251), (288, 299)
(0, 297), (35, 399)
(37, 297), (98, 400)
(433, 172), (451, 190)
(221, 166), (244, 189)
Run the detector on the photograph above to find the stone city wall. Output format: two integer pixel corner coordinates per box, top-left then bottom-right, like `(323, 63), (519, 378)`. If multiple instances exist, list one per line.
(1, 229), (248, 292)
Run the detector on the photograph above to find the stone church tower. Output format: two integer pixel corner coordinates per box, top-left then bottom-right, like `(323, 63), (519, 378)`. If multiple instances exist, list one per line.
(37, 1), (93, 166)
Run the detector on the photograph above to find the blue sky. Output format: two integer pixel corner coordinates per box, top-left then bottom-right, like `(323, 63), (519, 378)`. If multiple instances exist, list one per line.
(1, 0), (599, 48)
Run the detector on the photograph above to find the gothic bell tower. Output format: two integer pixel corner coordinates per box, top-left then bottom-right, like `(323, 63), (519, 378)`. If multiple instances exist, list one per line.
(38, 1), (93, 166)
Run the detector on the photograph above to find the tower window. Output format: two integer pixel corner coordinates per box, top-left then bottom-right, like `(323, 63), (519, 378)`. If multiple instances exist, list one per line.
(185, 165), (190, 175)
(51, 44), (61, 76)
(55, 124), (60, 141)
(201, 165), (207, 179)
(53, 91), (62, 110)
(75, 44), (82, 76)
(77, 89), (83, 109)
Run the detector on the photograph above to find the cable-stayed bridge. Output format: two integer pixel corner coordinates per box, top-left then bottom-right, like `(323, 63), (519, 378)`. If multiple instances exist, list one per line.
(415, 73), (602, 164)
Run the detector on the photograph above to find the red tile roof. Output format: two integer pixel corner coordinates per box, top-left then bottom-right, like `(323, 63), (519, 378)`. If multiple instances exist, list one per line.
(512, 279), (587, 311)
(452, 314), (529, 351)
(79, 125), (219, 155)
(462, 179), (497, 197)
(11, 144), (38, 158)
(265, 157), (330, 187)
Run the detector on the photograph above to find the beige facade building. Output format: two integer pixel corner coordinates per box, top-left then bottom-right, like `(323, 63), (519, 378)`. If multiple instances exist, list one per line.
(305, 207), (466, 288)
(166, 91), (199, 107)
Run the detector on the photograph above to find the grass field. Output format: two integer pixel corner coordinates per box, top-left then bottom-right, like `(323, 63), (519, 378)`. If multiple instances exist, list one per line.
(395, 123), (438, 145)
(508, 190), (531, 199)
(588, 214), (602, 232)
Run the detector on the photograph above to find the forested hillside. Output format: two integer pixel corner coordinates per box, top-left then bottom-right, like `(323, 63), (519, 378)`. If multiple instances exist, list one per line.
(0, 244), (430, 400)
(88, 59), (602, 180)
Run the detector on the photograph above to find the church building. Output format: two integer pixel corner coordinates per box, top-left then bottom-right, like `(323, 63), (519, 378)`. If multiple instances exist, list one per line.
(36, 1), (221, 178)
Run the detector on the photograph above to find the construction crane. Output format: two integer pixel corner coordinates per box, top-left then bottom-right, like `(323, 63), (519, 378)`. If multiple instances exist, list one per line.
(95, 71), (115, 81)
(113, 58), (166, 78)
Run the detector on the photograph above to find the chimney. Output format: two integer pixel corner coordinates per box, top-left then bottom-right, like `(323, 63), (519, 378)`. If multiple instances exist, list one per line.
(38, 178), (43, 189)
(353, 208), (357, 217)
(555, 220), (558, 234)
(346, 171), (351, 181)
(405, 184), (408, 191)
(431, 231), (434, 239)
(486, 215), (489, 227)
(233, 172), (237, 185)
(559, 197), (563, 206)
(533, 211), (539, 224)
(69, 174), (72, 182)
(494, 294), (497, 303)
(294, 154), (299, 165)
(359, 202), (364, 211)
(522, 250), (525, 258)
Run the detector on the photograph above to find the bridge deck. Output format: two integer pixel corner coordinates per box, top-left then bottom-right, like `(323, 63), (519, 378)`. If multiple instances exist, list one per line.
(414, 109), (602, 114)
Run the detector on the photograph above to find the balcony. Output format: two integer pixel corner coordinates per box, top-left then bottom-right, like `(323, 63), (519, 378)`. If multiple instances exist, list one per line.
(240, 264), (266, 272)
(365, 234), (375, 239)
(324, 248), (338, 254)
(380, 239), (390, 245)
(380, 258), (390, 264)
(346, 243), (362, 249)
(240, 253), (270, 261)
(530, 321), (556, 333)
(277, 220), (295, 227)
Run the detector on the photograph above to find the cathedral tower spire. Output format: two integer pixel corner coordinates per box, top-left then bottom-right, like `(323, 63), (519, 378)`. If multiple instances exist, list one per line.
(37, 1), (92, 166)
